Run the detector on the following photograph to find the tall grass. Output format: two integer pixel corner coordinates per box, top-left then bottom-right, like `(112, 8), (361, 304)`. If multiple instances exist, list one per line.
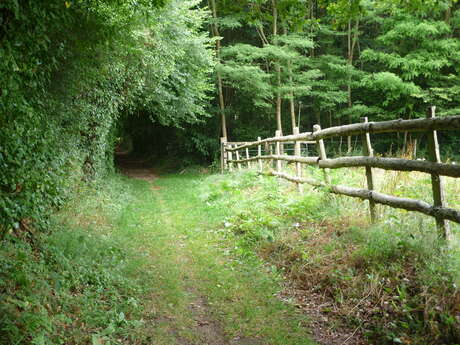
(201, 167), (460, 344)
(0, 175), (153, 345)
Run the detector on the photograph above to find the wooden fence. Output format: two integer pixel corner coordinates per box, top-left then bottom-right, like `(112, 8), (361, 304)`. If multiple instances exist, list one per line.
(221, 107), (460, 240)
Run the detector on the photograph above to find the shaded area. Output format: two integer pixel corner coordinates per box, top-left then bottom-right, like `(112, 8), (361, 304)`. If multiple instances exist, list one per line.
(116, 113), (218, 169)
(115, 152), (158, 181)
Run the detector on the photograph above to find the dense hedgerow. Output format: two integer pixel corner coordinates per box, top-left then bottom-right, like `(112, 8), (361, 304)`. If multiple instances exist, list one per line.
(0, 0), (214, 235)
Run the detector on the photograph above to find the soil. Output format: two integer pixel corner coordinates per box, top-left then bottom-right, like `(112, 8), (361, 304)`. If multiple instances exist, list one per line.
(115, 152), (158, 181)
(278, 283), (367, 345)
(187, 292), (263, 345)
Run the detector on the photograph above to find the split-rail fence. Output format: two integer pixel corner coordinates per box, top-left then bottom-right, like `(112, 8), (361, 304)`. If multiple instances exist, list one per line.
(221, 107), (460, 240)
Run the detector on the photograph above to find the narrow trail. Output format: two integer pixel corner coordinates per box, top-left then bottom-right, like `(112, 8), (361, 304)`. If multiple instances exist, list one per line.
(114, 157), (314, 345)
(115, 153), (159, 181)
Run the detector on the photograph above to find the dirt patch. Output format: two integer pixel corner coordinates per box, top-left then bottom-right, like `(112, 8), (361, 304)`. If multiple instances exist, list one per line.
(115, 153), (158, 181)
(259, 219), (368, 345)
(122, 168), (158, 181)
(189, 295), (228, 345)
(278, 284), (366, 345)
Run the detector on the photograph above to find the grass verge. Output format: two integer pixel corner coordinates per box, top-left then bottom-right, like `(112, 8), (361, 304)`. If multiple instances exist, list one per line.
(200, 168), (460, 345)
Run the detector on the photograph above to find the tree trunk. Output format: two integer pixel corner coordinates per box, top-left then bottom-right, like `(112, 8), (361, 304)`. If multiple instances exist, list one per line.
(314, 108), (321, 127)
(290, 93), (296, 133)
(346, 17), (360, 153)
(283, 27), (296, 134)
(272, 0), (283, 134)
(276, 73), (282, 133)
(309, 0), (315, 58)
(209, 0), (227, 139)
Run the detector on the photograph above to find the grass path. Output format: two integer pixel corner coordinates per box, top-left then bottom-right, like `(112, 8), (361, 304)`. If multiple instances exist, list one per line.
(114, 172), (314, 345)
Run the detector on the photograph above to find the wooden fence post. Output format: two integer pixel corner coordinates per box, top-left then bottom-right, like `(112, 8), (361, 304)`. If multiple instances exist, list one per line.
(228, 144), (233, 172)
(246, 147), (251, 169)
(293, 127), (303, 192)
(257, 137), (263, 173)
(235, 147), (242, 171)
(269, 143), (274, 169)
(220, 137), (227, 173)
(275, 130), (282, 173)
(313, 124), (331, 184)
(265, 142), (271, 169)
(361, 117), (377, 223)
(427, 106), (451, 239)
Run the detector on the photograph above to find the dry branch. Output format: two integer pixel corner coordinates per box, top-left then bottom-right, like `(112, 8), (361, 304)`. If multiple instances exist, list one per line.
(226, 136), (315, 151)
(269, 171), (323, 187)
(330, 186), (460, 223)
(225, 115), (460, 152)
(313, 115), (460, 140)
(229, 155), (319, 165)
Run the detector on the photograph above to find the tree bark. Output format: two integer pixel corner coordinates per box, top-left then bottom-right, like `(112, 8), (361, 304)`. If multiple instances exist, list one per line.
(282, 27), (296, 134)
(272, 0), (283, 134)
(209, 0), (227, 139)
(309, 0), (315, 58)
(346, 17), (360, 152)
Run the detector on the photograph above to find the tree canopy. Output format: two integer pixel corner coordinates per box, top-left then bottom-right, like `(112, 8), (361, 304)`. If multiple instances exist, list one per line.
(205, 0), (460, 144)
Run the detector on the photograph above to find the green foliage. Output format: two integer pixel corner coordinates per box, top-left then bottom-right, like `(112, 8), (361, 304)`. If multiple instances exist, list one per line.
(199, 0), (460, 159)
(135, 0), (215, 126)
(203, 170), (460, 344)
(359, 72), (422, 114)
(0, 0), (213, 232)
(220, 36), (322, 115)
(0, 176), (150, 344)
(360, 12), (460, 117)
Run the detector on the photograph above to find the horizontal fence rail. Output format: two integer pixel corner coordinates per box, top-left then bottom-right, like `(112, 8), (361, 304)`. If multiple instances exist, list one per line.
(221, 108), (460, 240)
(318, 157), (460, 178)
(225, 115), (460, 152)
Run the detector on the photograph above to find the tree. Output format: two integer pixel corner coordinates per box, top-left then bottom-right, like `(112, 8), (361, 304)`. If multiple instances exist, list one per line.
(208, 0), (228, 139)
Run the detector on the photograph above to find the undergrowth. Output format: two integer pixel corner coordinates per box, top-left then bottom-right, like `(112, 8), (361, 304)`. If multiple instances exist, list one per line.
(2, 165), (459, 344)
(200, 169), (460, 345)
(0, 175), (152, 345)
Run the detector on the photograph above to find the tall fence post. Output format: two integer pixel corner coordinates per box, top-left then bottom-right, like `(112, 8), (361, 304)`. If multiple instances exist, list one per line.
(293, 127), (303, 192)
(220, 137), (227, 173)
(275, 130), (282, 173)
(361, 117), (376, 223)
(257, 137), (263, 173)
(427, 106), (450, 239)
(235, 146), (242, 171)
(246, 147), (251, 169)
(313, 124), (331, 185)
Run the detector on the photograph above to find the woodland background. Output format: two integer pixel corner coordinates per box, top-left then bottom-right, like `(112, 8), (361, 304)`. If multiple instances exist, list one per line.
(1, 0), (460, 241)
